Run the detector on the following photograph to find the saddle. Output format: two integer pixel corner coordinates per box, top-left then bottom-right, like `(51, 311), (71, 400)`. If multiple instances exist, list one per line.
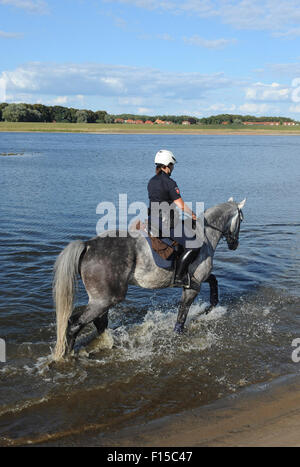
(131, 220), (180, 260)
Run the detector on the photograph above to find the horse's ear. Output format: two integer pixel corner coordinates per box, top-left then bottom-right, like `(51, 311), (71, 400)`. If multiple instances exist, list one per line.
(238, 198), (246, 210)
(228, 197), (234, 202)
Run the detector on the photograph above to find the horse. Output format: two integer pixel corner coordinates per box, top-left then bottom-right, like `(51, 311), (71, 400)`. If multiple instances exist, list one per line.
(52, 197), (246, 361)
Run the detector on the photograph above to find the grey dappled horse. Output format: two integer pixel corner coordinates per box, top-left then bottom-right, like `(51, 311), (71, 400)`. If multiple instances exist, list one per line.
(52, 198), (246, 361)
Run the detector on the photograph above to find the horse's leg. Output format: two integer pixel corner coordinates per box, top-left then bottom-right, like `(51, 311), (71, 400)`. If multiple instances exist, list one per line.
(66, 306), (86, 352)
(93, 312), (108, 335)
(174, 288), (199, 334)
(204, 274), (218, 313)
(66, 302), (110, 353)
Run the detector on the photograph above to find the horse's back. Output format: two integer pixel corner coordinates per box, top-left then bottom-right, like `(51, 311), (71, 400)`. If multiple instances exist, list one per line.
(80, 233), (137, 301)
(84, 232), (136, 260)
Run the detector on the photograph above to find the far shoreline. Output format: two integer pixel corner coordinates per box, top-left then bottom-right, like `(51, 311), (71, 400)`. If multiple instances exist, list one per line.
(1, 122), (300, 136)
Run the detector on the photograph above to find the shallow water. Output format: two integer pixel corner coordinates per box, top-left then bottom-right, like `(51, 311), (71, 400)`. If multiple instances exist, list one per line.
(0, 133), (300, 445)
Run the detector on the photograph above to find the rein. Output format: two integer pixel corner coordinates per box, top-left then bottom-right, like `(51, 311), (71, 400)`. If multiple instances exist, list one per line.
(204, 209), (242, 243)
(204, 219), (230, 241)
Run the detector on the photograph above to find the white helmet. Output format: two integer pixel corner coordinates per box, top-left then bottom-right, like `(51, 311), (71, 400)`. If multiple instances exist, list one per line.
(155, 149), (176, 166)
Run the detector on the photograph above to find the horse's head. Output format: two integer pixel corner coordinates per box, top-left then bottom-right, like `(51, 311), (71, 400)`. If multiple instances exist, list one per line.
(224, 197), (246, 250)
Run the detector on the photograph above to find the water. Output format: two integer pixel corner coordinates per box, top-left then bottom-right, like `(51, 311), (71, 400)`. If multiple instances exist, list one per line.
(0, 133), (300, 446)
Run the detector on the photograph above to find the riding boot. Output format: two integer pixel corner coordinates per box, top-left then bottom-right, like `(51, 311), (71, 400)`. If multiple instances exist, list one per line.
(173, 248), (199, 288)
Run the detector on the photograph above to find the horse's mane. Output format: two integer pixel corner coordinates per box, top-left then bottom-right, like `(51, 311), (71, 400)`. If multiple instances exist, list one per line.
(204, 202), (236, 223)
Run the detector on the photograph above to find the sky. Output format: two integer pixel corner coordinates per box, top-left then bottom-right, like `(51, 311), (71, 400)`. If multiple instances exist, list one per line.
(1, 0), (300, 118)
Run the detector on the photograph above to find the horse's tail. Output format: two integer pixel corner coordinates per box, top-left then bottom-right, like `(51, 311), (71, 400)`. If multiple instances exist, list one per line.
(52, 240), (86, 361)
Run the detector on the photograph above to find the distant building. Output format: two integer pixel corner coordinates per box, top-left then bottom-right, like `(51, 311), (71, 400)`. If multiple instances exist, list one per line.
(145, 120), (154, 124)
(114, 118), (124, 123)
(135, 120), (144, 124)
(182, 121), (191, 125)
(222, 121), (229, 125)
(155, 119), (165, 124)
(283, 121), (296, 126)
(125, 119), (136, 124)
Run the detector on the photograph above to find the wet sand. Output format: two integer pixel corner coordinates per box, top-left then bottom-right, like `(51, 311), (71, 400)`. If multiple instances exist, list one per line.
(95, 374), (300, 447)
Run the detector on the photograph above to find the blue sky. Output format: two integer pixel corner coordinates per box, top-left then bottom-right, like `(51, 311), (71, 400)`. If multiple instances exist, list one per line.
(1, 0), (300, 118)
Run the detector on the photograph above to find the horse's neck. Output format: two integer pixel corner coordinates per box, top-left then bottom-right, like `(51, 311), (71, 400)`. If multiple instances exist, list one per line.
(204, 204), (231, 250)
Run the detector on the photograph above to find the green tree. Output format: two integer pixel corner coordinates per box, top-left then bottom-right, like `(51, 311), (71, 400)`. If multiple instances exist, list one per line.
(76, 110), (89, 123)
(51, 106), (73, 122)
(32, 103), (52, 122)
(104, 114), (114, 123)
(233, 118), (243, 124)
(94, 110), (107, 122)
(2, 103), (30, 122)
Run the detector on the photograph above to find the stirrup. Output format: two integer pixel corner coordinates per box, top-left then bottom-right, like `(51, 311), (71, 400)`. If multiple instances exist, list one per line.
(173, 272), (191, 289)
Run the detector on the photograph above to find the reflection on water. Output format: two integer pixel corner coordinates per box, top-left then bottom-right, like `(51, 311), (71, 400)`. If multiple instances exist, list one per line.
(0, 133), (300, 445)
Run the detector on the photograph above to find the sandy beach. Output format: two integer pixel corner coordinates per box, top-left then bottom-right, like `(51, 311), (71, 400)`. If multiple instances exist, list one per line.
(93, 374), (300, 448)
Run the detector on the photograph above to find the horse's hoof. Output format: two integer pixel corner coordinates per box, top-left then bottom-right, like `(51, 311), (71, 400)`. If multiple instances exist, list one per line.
(205, 304), (217, 314)
(174, 323), (184, 334)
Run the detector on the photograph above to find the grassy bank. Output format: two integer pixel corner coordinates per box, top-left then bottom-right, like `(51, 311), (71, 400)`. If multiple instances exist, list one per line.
(1, 121), (300, 134)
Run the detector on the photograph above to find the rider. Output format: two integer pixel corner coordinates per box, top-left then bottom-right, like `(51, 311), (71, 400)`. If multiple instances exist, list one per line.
(147, 149), (201, 287)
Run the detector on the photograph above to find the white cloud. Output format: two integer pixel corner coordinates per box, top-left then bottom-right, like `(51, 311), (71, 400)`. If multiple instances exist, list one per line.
(266, 62), (300, 77)
(272, 27), (300, 38)
(245, 82), (290, 102)
(1, 61), (238, 99)
(0, 61), (242, 114)
(137, 107), (152, 114)
(109, 0), (216, 15)
(109, 0), (300, 35)
(289, 104), (300, 112)
(205, 103), (237, 112)
(118, 97), (144, 106)
(138, 32), (174, 41)
(4, 61), (297, 117)
(239, 102), (274, 114)
(184, 35), (237, 49)
(53, 96), (69, 105)
(0, 0), (48, 14)
(0, 29), (23, 38)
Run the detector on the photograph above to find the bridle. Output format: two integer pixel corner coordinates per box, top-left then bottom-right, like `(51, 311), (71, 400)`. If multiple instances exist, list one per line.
(204, 208), (243, 246)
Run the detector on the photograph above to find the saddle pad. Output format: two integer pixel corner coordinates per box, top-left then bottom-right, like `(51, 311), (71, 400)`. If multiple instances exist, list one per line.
(140, 231), (175, 270)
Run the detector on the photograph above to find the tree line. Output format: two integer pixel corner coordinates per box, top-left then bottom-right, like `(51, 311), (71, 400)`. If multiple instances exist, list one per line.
(199, 114), (295, 124)
(0, 103), (108, 123)
(0, 103), (296, 124)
